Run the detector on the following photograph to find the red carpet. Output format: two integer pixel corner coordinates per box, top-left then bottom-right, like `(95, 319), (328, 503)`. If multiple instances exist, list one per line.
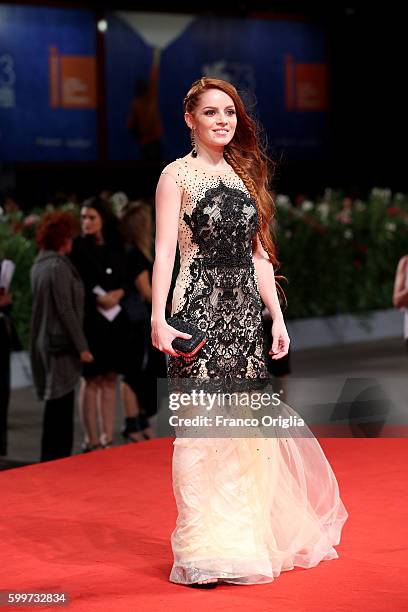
(1, 437), (406, 611)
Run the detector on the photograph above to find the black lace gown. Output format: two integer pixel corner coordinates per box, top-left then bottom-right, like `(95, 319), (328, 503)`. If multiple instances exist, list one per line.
(161, 156), (348, 585)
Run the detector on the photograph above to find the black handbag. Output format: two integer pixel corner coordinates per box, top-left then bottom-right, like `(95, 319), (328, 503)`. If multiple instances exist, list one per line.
(166, 316), (207, 357)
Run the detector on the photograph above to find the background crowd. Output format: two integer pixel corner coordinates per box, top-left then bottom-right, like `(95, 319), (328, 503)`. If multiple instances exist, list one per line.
(2, 179), (408, 462)
(0, 192), (169, 460)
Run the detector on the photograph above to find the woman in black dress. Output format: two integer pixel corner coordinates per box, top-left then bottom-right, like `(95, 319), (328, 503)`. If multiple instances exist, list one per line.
(119, 202), (168, 441)
(151, 77), (348, 588)
(70, 197), (130, 451)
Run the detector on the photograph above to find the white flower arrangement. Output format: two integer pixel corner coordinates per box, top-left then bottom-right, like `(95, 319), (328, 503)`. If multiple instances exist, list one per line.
(317, 202), (330, 220)
(371, 187), (392, 201)
(276, 194), (291, 209)
(301, 200), (314, 212)
(354, 200), (366, 212)
(110, 191), (129, 215)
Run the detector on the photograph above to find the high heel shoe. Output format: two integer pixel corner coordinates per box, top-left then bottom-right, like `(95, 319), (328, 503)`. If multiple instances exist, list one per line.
(121, 416), (144, 443)
(188, 581), (218, 589)
(81, 441), (102, 453)
(137, 413), (155, 440)
(101, 440), (113, 449)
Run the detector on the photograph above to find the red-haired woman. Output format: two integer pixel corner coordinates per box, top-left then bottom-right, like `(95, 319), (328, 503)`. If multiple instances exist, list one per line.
(30, 211), (93, 462)
(151, 78), (348, 588)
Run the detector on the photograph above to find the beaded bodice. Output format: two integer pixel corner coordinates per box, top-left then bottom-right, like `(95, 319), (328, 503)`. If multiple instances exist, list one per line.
(162, 156), (258, 270)
(161, 155), (270, 388)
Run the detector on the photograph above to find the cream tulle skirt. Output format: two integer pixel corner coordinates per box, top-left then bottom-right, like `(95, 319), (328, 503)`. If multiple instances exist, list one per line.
(169, 400), (348, 585)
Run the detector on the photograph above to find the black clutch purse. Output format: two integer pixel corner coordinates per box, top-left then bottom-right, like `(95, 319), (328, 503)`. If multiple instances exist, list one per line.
(166, 316), (207, 357)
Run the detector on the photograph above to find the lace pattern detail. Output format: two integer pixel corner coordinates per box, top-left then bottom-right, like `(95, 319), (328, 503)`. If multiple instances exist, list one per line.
(182, 181), (258, 268)
(167, 175), (271, 391)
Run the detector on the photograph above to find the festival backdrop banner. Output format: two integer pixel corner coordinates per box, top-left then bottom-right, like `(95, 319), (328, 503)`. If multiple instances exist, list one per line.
(105, 12), (328, 161)
(0, 4), (97, 161)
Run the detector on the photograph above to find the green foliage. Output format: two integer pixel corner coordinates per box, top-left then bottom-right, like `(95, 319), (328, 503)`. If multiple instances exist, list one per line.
(276, 189), (408, 320)
(0, 202), (78, 348)
(0, 221), (36, 347)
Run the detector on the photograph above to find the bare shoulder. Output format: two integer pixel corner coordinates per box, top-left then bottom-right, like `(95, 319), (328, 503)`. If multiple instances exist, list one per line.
(161, 156), (189, 174)
(177, 153), (193, 163)
(159, 158), (187, 193)
(161, 159), (181, 173)
(397, 255), (408, 271)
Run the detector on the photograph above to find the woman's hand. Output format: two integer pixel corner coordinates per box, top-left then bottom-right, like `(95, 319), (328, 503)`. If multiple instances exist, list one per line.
(96, 291), (121, 310)
(151, 318), (192, 357)
(111, 288), (125, 302)
(269, 316), (290, 359)
(80, 351), (94, 363)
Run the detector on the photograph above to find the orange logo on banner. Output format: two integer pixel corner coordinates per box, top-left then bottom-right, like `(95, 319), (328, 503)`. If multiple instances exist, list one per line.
(49, 46), (97, 109)
(285, 54), (328, 111)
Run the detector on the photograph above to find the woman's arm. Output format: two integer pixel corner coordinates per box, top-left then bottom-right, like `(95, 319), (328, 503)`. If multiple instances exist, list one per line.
(252, 235), (283, 321)
(135, 270), (152, 302)
(151, 171), (192, 356)
(152, 173), (180, 323)
(252, 235), (290, 359)
(393, 255), (408, 307)
(128, 248), (153, 303)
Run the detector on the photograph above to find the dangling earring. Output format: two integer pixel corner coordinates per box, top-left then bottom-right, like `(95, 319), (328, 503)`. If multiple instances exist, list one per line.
(190, 128), (198, 158)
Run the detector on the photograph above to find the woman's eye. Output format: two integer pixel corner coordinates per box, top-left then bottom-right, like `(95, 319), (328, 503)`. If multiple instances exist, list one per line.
(203, 109), (235, 117)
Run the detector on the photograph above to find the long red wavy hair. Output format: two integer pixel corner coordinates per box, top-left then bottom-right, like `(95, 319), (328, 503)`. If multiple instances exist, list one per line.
(183, 77), (286, 306)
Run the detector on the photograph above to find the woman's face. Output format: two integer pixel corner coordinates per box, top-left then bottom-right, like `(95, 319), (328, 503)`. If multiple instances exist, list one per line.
(185, 88), (237, 149)
(80, 207), (103, 236)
